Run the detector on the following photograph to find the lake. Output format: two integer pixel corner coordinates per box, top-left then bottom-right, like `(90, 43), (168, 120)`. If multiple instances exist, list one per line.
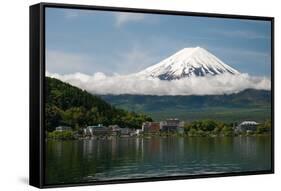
(45, 136), (271, 185)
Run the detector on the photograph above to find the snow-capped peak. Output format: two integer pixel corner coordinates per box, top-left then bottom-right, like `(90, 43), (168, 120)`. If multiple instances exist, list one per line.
(136, 47), (240, 80)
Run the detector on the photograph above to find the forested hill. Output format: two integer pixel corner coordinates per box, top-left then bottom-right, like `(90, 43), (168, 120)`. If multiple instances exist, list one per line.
(45, 77), (152, 132)
(101, 89), (271, 122)
(101, 89), (271, 110)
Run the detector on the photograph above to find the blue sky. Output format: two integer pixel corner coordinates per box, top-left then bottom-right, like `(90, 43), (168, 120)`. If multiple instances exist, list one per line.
(46, 7), (271, 76)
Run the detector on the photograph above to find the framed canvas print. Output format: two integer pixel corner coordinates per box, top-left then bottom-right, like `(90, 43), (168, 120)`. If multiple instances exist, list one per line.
(29, 2), (274, 188)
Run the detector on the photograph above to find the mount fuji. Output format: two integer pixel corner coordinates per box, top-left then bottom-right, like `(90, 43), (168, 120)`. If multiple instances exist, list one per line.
(135, 47), (240, 80)
(47, 46), (270, 96)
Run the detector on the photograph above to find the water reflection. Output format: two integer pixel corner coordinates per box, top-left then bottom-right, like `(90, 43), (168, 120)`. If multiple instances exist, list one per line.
(46, 136), (271, 184)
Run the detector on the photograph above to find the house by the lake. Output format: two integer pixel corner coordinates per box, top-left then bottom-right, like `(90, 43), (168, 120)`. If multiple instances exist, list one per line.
(141, 119), (184, 134)
(84, 124), (110, 136)
(136, 129), (143, 135)
(108, 125), (121, 136)
(83, 124), (139, 137)
(55, 126), (72, 132)
(142, 122), (161, 133)
(120, 127), (133, 136)
(235, 121), (259, 133)
(160, 118), (184, 133)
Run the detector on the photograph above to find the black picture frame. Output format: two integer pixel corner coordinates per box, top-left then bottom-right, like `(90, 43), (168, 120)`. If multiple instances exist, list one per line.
(30, 2), (275, 188)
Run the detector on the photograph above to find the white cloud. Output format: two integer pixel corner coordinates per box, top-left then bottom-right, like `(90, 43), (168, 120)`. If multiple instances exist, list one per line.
(46, 72), (271, 96)
(114, 12), (146, 27)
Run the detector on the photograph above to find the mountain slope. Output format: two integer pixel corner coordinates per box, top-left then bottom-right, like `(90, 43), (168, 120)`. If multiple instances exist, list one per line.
(101, 89), (271, 122)
(135, 47), (240, 80)
(45, 77), (152, 131)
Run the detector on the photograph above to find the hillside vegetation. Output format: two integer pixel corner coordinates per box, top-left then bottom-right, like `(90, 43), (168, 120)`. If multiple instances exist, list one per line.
(45, 77), (152, 132)
(101, 89), (271, 122)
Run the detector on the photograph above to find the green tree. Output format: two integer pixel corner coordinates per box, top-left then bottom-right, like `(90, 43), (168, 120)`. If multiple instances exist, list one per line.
(257, 119), (271, 134)
(45, 105), (63, 131)
(45, 77), (153, 131)
(201, 120), (217, 131)
(188, 128), (198, 136)
(47, 130), (74, 140)
(221, 126), (233, 136)
(62, 107), (86, 130)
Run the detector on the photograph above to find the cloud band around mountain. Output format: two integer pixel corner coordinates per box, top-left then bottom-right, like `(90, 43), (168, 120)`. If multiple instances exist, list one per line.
(46, 72), (271, 96)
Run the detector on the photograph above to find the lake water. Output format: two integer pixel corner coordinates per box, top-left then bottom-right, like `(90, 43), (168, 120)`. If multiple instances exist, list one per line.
(45, 136), (271, 185)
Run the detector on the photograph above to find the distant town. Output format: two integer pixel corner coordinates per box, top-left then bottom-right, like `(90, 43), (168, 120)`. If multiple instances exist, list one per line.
(47, 118), (271, 140)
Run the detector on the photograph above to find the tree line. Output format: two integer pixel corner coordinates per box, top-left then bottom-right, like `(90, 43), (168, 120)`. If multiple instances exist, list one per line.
(183, 119), (271, 137)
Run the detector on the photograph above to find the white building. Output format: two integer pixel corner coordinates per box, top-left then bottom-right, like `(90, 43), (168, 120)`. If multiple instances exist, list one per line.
(235, 121), (259, 132)
(55, 126), (72, 132)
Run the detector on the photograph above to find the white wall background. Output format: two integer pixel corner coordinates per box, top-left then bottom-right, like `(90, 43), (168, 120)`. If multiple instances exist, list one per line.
(0, 0), (279, 190)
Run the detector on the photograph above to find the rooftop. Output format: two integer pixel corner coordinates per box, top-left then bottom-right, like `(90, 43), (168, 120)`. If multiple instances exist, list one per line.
(240, 121), (259, 125)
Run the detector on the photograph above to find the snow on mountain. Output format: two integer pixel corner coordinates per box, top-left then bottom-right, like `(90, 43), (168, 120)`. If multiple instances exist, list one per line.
(135, 47), (240, 80)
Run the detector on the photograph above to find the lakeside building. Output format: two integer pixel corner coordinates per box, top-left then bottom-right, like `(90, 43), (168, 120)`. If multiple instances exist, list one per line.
(141, 118), (185, 134)
(84, 124), (111, 136)
(235, 121), (259, 133)
(136, 129), (143, 135)
(108, 125), (121, 136)
(120, 127), (130, 135)
(120, 127), (137, 136)
(55, 126), (72, 132)
(82, 119), (186, 137)
(142, 122), (161, 133)
(160, 118), (184, 133)
(83, 124), (139, 137)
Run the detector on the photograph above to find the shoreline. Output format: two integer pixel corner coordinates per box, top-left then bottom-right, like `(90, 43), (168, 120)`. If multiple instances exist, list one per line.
(46, 132), (271, 141)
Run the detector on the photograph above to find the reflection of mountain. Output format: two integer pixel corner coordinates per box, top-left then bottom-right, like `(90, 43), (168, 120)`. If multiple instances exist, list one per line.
(135, 47), (240, 80)
(101, 89), (271, 122)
